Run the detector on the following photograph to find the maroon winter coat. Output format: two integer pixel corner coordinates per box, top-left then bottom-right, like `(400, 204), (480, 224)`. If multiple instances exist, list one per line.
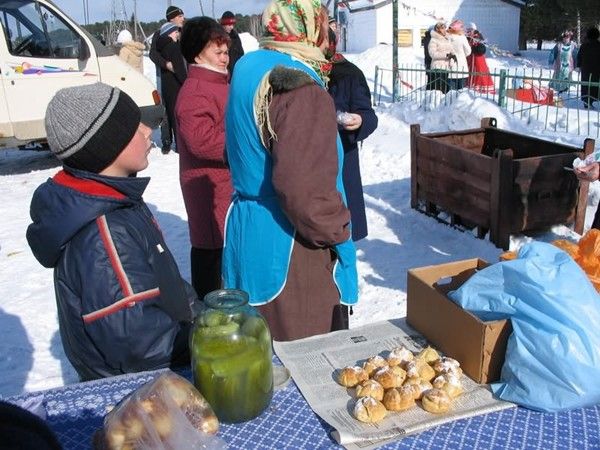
(175, 65), (232, 249)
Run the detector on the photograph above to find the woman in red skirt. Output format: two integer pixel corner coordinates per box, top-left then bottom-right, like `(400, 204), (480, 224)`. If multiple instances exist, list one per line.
(466, 24), (495, 93)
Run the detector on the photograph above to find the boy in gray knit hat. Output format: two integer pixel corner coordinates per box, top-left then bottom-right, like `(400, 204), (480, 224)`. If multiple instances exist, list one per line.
(27, 82), (198, 381)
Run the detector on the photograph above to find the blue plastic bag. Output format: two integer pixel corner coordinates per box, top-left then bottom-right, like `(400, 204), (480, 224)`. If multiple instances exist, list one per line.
(448, 241), (600, 412)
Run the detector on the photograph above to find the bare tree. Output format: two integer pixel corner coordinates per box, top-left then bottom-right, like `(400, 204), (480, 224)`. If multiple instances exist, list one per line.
(198, 0), (204, 15)
(249, 15), (262, 38)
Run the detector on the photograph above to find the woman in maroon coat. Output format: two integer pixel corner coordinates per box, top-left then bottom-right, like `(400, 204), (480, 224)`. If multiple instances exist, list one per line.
(176, 17), (232, 300)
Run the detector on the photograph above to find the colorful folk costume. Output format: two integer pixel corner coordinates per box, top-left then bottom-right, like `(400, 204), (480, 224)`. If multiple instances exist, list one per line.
(466, 28), (495, 94)
(549, 32), (578, 93)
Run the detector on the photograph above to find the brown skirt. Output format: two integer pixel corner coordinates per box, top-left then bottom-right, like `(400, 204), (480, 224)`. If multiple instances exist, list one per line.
(257, 238), (349, 341)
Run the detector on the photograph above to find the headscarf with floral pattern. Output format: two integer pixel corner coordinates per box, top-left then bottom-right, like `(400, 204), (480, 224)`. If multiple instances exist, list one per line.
(260, 0), (331, 83)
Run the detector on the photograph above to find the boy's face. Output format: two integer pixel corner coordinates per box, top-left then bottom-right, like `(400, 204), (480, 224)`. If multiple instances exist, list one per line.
(101, 123), (152, 177)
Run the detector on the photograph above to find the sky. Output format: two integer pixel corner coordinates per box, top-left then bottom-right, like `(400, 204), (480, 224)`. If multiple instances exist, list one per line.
(53, 0), (271, 25)
(0, 35), (599, 401)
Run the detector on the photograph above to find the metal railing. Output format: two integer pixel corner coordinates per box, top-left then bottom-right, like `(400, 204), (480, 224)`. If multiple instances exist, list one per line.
(373, 65), (600, 138)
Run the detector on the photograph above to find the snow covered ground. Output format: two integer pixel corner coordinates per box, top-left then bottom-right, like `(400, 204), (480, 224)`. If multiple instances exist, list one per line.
(1, 40), (598, 398)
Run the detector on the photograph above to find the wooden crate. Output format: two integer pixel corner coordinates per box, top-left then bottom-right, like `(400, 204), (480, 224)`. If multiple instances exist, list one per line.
(410, 117), (595, 249)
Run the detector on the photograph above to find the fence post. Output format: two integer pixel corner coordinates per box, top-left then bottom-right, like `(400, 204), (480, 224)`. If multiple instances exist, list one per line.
(497, 69), (507, 107)
(373, 66), (379, 106)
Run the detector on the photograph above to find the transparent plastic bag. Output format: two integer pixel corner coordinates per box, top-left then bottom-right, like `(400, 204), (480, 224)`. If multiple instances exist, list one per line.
(94, 372), (226, 450)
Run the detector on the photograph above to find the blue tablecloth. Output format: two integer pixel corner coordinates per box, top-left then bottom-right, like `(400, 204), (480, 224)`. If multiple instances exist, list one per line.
(5, 367), (600, 450)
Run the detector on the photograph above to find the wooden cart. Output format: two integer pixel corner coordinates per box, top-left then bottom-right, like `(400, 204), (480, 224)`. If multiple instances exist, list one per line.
(410, 118), (595, 249)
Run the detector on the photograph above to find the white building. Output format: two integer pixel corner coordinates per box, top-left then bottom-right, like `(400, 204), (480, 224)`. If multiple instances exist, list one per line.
(340, 0), (525, 54)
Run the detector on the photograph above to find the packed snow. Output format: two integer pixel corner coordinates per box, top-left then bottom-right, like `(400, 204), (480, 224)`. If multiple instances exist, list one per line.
(1, 38), (598, 398)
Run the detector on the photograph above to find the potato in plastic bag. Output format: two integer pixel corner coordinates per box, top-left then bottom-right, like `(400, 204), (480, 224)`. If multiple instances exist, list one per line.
(93, 371), (226, 450)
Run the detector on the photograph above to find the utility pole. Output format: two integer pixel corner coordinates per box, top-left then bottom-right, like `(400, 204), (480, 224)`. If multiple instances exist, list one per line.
(133, 0), (137, 40)
(392, 0), (398, 101)
(82, 0), (89, 25)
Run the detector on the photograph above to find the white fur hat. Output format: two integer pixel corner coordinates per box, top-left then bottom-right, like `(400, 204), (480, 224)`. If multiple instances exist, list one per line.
(469, 22), (477, 31)
(116, 29), (132, 44)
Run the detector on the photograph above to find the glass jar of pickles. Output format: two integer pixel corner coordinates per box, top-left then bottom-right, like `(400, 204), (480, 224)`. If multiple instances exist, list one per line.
(190, 289), (273, 423)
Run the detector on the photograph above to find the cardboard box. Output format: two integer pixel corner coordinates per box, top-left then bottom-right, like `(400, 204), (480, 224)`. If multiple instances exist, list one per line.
(406, 258), (512, 384)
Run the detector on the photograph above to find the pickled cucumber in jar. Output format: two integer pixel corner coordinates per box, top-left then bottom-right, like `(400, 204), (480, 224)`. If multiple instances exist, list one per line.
(191, 289), (273, 423)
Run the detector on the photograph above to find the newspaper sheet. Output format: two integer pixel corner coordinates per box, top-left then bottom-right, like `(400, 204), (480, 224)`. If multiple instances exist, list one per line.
(273, 318), (515, 450)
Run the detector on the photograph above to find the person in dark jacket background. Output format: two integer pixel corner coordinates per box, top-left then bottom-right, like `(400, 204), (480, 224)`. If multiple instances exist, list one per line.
(327, 29), (378, 241)
(153, 22), (187, 154)
(26, 83), (197, 381)
(149, 6), (186, 154)
(576, 26), (600, 108)
(220, 11), (244, 75)
(422, 28), (433, 89)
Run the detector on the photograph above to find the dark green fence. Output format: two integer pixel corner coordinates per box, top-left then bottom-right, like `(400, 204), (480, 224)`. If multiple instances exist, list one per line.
(373, 65), (600, 138)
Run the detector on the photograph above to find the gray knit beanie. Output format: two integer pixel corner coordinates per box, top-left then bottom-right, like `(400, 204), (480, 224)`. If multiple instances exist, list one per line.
(45, 83), (140, 173)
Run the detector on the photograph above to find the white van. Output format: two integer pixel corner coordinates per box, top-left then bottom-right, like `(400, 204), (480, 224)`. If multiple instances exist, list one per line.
(0, 0), (163, 148)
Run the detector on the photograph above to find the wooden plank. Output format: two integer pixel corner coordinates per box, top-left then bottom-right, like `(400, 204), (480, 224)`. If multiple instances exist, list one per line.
(420, 127), (484, 139)
(417, 143), (493, 176)
(410, 124), (420, 209)
(416, 164), (491, 197)
(490, 148), (514, 250)
(484, 128), (588, 158)
(512, 155), (580, 179)
(417, 184), (490, 225)
(417, 172), (490, 208)
(574, 138), (595, 234)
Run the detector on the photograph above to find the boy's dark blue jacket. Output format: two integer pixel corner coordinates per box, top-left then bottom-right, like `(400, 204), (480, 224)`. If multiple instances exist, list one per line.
(26, 167), (196, 380)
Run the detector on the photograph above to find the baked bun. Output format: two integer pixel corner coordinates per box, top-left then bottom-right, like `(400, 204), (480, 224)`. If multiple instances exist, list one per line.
(432, 357), (463, 377)
(372, 365), (406, 389)
(355, 379), (384, 401)
(403, 377), (433, 400)
(387, 346), (414, 368)
(362, 355), (388, 377)
(416, 346), (440, 364)
(421, 388), (452, 414)
(405, 359), (436, 381)
(337, 366), (369, 387)
(353, 396), (387, 423)
(382, 386), (416, 411)
(432, 373), (464, 399)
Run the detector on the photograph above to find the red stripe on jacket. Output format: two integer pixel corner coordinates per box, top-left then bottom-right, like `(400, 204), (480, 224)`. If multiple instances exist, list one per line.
(53, 170), (126, 199)
(96, 215), (133, 296)
(82, 215), (161, 324)
(82, 288), (160, 324)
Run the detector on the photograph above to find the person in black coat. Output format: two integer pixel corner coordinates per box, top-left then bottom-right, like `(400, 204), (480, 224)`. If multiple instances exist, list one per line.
(220, 11), (244, 75)
(327, 29), (378, 241)
(149, 6), (186, 153)
(422, 28), (433, 89)
(576, 26), (600, 108)
(154, 23), (187, 154)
